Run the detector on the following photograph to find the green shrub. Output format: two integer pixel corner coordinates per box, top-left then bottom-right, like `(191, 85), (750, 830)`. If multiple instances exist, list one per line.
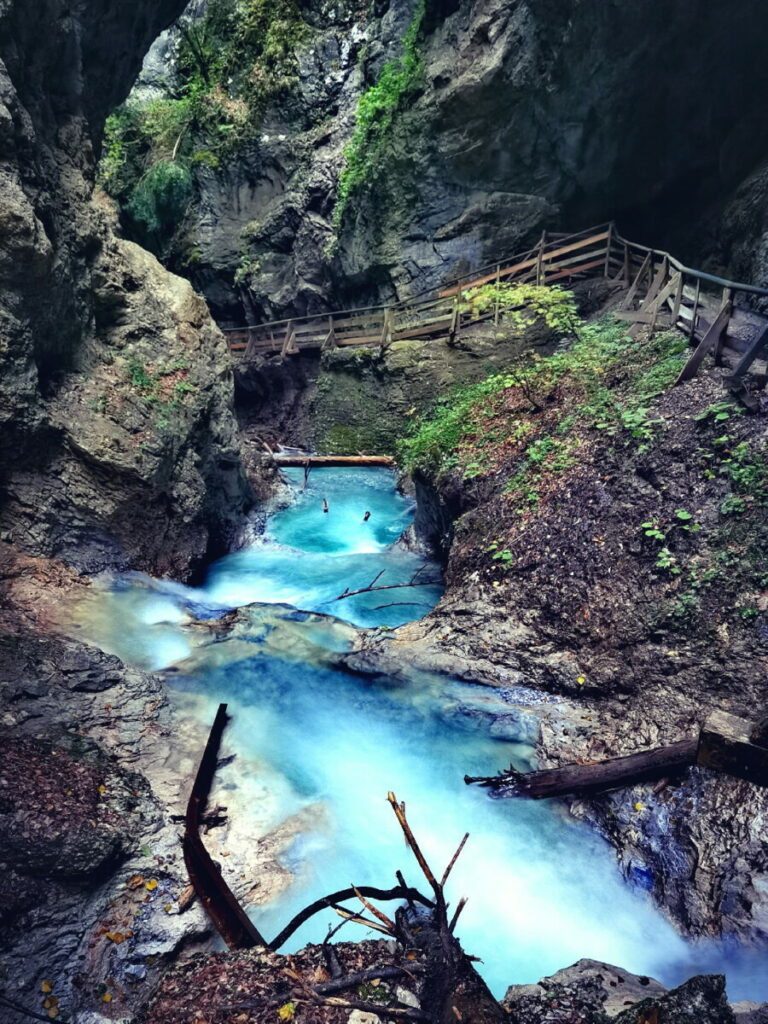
(126, 162), (193, 241)
(460, 282), (580, 336)
(334, 0), (425, 229)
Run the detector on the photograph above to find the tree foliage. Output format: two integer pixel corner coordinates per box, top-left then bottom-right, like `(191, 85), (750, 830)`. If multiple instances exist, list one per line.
(99, 0), (306, 256)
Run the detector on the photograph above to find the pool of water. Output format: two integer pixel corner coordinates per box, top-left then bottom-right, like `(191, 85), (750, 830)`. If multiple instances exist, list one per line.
(75, 467), (768, 1001)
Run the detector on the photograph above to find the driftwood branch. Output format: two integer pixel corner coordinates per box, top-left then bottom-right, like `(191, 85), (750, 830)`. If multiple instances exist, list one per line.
(465, 736), (700, 799)
(314, 963), (425, 996)
(269, 883), (433, 950)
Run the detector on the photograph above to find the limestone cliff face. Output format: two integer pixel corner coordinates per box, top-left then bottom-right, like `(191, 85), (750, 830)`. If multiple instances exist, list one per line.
(124, 0), (768, 323)
(0, 0), (252, 578)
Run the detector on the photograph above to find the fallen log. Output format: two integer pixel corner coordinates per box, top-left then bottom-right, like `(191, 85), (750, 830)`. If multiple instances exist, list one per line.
(465, 736), (700, 799)
(274, 454), (395, 467)
(183, 703), (267, 948)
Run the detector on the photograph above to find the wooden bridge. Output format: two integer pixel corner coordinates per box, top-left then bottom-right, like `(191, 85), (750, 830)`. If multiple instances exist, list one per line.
(223, 223), (768, 399)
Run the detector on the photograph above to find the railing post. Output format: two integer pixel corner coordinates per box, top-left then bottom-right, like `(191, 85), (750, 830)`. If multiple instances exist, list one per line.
(689, 279), (701, 342)
(280, 319), (294, 358)
(494, 264), (501, 325)
(604, 222), (614, 278)
(623, 242), (631, 286)
(243, 327), (255, 359)
(714, 288), (734, 365)
(535, 231), (546, 286)
(671, 273), (684, 323)
(323, 315), (336, 352)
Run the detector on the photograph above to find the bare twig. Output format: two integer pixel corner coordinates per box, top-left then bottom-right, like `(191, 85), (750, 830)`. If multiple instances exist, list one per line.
(440, 833), (470, 887)
(314, 963), (424, 996)
(448, 897), (468, 933)
(353, 885), (397, 932)
(269, 882), (433, 950)
(334, 580), (441, 602)
(331, 904), (393, 935)
(387, 792), (441, 900)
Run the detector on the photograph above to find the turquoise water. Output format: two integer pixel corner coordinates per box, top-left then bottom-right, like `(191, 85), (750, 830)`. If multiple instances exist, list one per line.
(80, 467), (768, 1000)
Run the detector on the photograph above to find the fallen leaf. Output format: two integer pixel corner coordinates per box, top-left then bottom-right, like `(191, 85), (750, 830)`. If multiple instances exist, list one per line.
(277, 1003), (296, 1021)
(127, 875), (144, 889)
(145, 879), (158, 891)
(634, 802), (645, 812)
(102, 992), (112, 1003)
(41, 980), (53, 994)
(98, 784), (107, 794)
(105, 932), (126, 944)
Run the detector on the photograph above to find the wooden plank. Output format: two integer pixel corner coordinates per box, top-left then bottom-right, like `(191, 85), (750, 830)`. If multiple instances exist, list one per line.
(392, 318), (453, 341)
(714, 288), (734, 365)
(335, 333), (388, 347)
(465, 738), (699, 799)
(543, 247), (609, 273)
(439, 230), (610, 296)
(331, 310), (390, 331)
(621, 253), (650, 310)
(675, 300), (732, 384)
(544, 257), (608, 283)
(638, 261), (668, 311)
(697, 711), (768, 786)
(725, 323), (768, 379)
(614, 310), (658, 324)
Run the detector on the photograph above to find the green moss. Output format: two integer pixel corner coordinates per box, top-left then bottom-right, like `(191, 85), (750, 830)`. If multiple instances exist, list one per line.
(333, 0), (426, 231)
(397, 312), (689, 478)
(99, 0), (307, 255)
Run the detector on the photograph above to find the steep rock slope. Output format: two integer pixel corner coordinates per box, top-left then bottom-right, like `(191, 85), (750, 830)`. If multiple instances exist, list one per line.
(109, 0), (768, 321)
(354, 309), (768, 943)
(0, 0), (251, 578)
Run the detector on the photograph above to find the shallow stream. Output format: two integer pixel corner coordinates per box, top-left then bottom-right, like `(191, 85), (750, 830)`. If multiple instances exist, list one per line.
(78, 468), (768, 1000)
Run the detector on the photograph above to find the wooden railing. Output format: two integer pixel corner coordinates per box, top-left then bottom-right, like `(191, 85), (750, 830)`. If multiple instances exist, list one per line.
(223, 223), (768, 399)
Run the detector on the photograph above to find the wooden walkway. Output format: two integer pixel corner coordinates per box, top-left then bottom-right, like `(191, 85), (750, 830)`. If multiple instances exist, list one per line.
(223, 223), (768, 399)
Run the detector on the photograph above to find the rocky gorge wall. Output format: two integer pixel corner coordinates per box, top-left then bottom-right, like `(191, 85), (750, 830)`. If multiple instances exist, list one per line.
(111, 0), (768, 326)
(0, 0), (252, 579)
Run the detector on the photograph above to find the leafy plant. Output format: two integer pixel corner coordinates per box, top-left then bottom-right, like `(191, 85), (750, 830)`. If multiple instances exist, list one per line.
(674, 508), (701, 533)
(719, 495), (746, 516)
(460, 282), (581, 338)
(640, 520), (666, 542)
(334, 0), (425, 230)
(695, 401), (743, 424)
(655, 547), (681, 575)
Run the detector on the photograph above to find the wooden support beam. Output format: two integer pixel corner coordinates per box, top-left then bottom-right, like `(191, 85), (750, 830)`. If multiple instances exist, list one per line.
(280, 319), (294, 358)
(675, 300), (733, 384)
(724, 322), (768, 387)
(714, 288), (734, 365)
(604, 222), (613, 278)
(689, 278), (701, 341)
(621, 253), (651, 310)
(670, 272), (684, 321)
(535, 231), (547, 285)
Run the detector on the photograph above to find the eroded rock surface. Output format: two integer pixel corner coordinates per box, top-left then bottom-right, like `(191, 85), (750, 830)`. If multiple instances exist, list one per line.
(0, 0), (252, 579)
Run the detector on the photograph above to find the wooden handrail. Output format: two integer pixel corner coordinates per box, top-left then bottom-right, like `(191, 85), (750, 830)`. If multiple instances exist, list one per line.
(614, 232), (768, 299)
(224, 222), (768, 361)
